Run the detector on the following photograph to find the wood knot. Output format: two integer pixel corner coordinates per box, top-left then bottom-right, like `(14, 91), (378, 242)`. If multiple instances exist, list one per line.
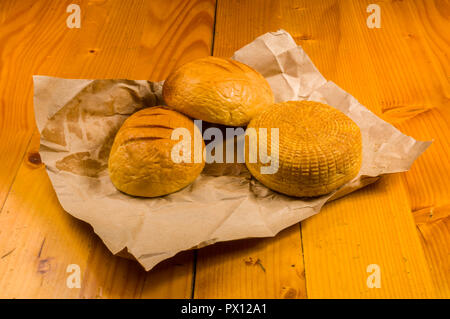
(243, 257), (266, 272)
(28, 152), (42, 165)
(297, 34), (313, 41)
(281, 286), (297, 299)
(37, 258), (52, 274)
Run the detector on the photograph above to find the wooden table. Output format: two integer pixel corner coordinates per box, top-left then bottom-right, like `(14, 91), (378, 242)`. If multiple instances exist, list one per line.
(0, 0), (448, 299)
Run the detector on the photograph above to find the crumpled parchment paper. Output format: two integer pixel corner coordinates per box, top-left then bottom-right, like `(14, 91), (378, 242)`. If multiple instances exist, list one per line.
(33, 30), (431, 271)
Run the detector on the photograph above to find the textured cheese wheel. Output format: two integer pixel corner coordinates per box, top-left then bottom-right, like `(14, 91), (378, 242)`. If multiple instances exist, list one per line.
(245, 101), (362, 197)
(162, 56), (274, 126)
(108, 107), (205, 197)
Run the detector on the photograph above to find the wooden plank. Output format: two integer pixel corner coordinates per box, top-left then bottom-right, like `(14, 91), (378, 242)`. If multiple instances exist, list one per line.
(303, 175), (436, 298)
(0, 0), (215, 298)
(0, 131), (32, 210)
(195, 0), (446, 298)
(0, 0), (150, 220)
(0, 133), (196, 298)
(0, 0), (43, 276)
(194, 0), (308, 299)
(1, 0), (447, 298)
(297, 0), (447, 298)
(365, 0), (450, 298)
(133, 0), (215, 80)
(0, 0), (216, 206)
(194, 225), (306, 299)
(398, 112), (449, 298)
(414, 204), (449, 298)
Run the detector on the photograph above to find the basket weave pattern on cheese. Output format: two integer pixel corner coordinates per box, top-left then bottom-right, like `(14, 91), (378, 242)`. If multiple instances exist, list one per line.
(246, 101), (362, 197)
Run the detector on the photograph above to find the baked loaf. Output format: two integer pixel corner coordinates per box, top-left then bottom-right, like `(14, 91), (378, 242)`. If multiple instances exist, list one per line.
(163, 57), (274, 126)
(245, 101), (362, 197)
(108, 107), (205, 197)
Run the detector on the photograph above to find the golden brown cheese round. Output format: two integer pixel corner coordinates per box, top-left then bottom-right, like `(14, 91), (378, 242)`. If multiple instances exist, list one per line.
(108, 107), (205, 197)
(245, 101), (362, 197)
(162, 57), (274, 126)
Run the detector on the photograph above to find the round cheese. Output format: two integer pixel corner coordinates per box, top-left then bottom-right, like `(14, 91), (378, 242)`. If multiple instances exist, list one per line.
(245, 101), (362, 197)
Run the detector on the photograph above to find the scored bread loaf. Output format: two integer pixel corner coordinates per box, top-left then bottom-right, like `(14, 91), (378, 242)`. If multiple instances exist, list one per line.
(162, 56), (274, 126)
(108, 106), (205, 197)
(245, 101), (362, 197)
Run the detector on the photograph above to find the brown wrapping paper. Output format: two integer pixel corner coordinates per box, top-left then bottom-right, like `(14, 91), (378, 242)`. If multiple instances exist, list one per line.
(33, 30), (431, 270)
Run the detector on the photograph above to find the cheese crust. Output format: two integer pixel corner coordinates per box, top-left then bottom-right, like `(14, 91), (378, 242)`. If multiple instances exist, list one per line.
(246, 101), (362, 197)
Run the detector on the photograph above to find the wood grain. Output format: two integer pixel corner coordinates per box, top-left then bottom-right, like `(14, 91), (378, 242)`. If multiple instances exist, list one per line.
(193, 0), (313, 299)
(0, 0), (448, 298)
(303, 175), (436, 298)
(347, 0), (449, 298)
(295, 0), (448, 298)
(194, 0), (448, 298)
(0, 0), (215, 298)
(0, 0), (215, 206)
(0, 131), (32, 212)
(194, 225), (306, 299)
(0, 133), (196, 298)
(414, 204), (449, 298)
